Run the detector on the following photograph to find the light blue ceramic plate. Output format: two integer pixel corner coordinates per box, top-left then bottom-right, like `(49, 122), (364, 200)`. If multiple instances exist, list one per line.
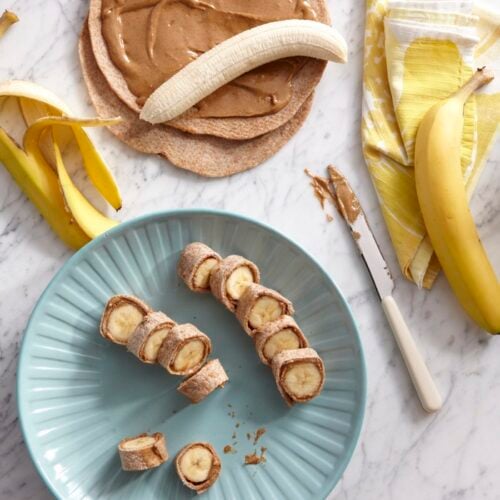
(17, 209), (366, 500)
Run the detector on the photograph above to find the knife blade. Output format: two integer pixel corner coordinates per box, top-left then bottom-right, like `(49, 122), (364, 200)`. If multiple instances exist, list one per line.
(328, 166), (442, 413)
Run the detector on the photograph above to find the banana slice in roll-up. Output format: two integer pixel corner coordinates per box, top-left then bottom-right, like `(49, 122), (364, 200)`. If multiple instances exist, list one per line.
(158, 323), (211, 376)
(178, 242), (222, 292)
(118, 432), (168, 471)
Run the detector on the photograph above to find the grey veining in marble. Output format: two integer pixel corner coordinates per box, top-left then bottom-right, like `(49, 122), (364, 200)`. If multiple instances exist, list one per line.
(0, 1), (499, 499)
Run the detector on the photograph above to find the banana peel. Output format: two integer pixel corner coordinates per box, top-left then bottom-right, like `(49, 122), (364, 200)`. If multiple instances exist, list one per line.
(0, 80), (122, 249)
(0, 128), (89, 249)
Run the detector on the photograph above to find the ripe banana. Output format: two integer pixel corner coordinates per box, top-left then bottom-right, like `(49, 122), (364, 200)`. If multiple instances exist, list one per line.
(173, 340), (206, 372)
(255, 316), (309, 365)
(176, 442), (221, 494)
(226, 266), (255, 300)
(178, 243), (223, 292)
(118, 432), (168, 471)
(249, 296), (283, 329)
(100, 295), (151, 345)
(210, 255), (260, 312)
(127, 311), (176, 363)
(141, 19), (348, 124)
(177, 359), (229, 404)
(272, 348), (325, 405)
(158, 323), (211, 376)
(415, 68), (500, 334)
(193, 258), (219, 290)
(236, 283), (294, 335)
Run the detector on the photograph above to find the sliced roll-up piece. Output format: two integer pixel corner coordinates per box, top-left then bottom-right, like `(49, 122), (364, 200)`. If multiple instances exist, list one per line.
(118, 432), (168, 471)
(176, 442), (221, 494)
(100, 295), (151, 345)
(177, 359), (229, 403)
(236, 284), (294, 336)
(272, 348), (325, 405)
(158, 323), (211, 376)
(127, 311), (176, 363)
(209, 255), (260, 312)
(178, 242), (222, 292)
(254, 316), (309, 366)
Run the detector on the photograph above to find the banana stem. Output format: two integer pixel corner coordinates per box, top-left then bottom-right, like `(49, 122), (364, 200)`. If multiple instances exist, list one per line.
(0, 10), (19, 38)
(453, 67), (495, 102)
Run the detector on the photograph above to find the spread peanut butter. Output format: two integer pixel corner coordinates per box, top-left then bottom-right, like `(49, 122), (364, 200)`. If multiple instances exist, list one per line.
(101, 0), (317, 118)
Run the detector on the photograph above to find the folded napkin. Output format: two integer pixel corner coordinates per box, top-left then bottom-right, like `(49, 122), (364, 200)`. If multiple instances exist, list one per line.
(362, 0), (500, 288)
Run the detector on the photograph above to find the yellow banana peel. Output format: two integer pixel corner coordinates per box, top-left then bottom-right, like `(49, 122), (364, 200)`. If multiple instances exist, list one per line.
(0, 128), (89, 249)
(0, 80), (122, 249)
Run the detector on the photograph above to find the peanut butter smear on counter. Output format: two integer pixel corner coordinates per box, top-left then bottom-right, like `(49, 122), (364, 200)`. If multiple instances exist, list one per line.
(101, 0), (317, 118)
(327, 165), (361, 224)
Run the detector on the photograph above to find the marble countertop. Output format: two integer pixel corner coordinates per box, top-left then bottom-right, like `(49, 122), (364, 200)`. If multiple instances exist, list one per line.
(1, 1), (499, 499)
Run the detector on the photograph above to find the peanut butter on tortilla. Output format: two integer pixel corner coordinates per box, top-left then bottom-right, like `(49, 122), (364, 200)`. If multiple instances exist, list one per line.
(101, 0), (316, 118)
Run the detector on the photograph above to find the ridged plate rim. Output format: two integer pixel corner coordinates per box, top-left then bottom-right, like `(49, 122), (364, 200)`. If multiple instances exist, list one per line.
(17, 208), (367, 499)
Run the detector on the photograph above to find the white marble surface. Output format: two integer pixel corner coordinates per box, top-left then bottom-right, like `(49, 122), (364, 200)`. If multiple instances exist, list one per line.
(1, 1), (499, 499)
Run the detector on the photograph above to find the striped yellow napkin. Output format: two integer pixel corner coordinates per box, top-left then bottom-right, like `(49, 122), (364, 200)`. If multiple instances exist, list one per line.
(362, 0), (500, 288)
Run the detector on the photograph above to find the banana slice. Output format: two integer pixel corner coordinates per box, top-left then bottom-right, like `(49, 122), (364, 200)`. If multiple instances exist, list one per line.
(100, 295), (151, 345)
(127, 311), (176, 363)
(176, 442), (221, 494)
(178, 242), (222, 292)
(118, 432), (168, 471)
(210, 255), (260, 312)
(272, 348), (325, 405)
(178, 359), (229, 404)
(158, 323), (211, 376)
(254, 316), (309, 365)
(236, 284), (294, 336)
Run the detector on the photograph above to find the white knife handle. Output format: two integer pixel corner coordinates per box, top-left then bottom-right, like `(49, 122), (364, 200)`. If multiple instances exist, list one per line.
(381, 295), (442, 413)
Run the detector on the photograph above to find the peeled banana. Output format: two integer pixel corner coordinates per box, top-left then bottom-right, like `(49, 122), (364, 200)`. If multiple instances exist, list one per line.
(178, 243), (222, 292)
(141, 20), (348, 124)
(236, 283), (294, 335)
(415, 68), (500, 334)
(176, 442), (221, 494)
(127, 311), (176, 363)
(254, 316), (309, 365)
(100, 295), (151, 345)
(158, 323), (211, 376)
(272, 348), (325, 405)
(118, 432), (168, 471)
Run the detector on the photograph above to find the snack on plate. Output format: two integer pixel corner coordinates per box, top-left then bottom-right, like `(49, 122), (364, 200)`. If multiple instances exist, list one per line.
(209, 255), (261, 312)
(272, 348), (325, 405)
(158, 324), (212, 376)
(254, 316), (309, 366)
(118, 432), (168, 471)
(100, 295), (151, 345)
(236, 283), (294, 336)
(178, 242), (222, 292)
(127, 311), (176, 363)
(177, 359), (229, 403)
(176, 442), (221, 494)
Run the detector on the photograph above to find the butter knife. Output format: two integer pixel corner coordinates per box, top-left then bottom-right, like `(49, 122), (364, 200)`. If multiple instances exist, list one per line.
(328, 166), (442, 413)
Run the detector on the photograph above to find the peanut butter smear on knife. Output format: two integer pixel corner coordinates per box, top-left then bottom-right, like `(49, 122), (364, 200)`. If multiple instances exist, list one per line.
(305, 166), (361, 224)
(101, 0), (316, 117)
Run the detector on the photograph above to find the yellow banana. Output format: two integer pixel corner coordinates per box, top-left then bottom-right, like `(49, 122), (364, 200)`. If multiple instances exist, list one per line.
(0, 128), (89, 249)
(415, 68), (500, 334)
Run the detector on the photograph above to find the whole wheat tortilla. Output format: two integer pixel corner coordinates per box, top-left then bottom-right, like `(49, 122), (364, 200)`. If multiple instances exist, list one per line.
(79, 24), (314, 178)
(87, 0), (329, 140)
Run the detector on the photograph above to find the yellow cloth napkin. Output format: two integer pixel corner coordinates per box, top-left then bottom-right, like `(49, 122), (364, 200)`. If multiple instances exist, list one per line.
(362, 0), (500, 288)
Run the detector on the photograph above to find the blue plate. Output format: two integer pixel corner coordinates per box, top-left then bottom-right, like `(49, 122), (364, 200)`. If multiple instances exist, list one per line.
(17, 209), (366, 499)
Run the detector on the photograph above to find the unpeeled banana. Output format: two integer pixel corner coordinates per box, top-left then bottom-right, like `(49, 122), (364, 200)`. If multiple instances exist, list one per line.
(415, 68), (500, 334)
